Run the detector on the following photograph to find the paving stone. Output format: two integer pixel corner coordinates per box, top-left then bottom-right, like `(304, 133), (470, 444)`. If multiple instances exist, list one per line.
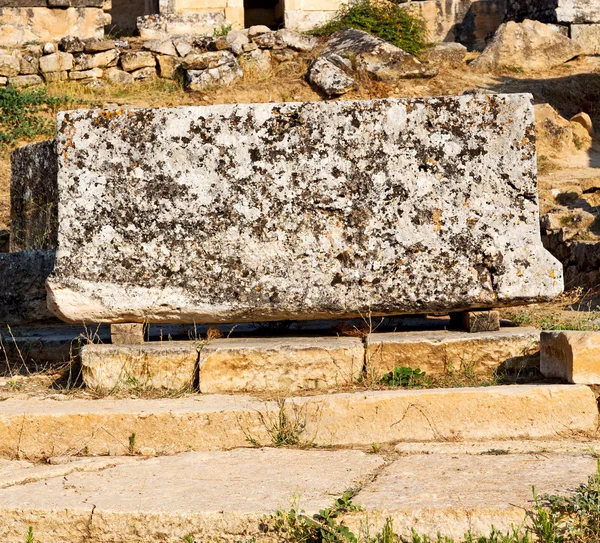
(541, 330), (600, 383)
(366, 328), (540, 380)
(350, 453), (597, 540)
(0, 448), (384, 543)
(199, 337), (363, 393)
(46, 95), (562, 324)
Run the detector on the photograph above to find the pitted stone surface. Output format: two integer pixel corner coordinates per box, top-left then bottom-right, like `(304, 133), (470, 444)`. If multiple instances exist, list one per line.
(47, 95), (562, 324)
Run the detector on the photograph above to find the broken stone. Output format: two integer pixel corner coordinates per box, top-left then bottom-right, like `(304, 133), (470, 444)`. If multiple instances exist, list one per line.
(73, 49), (118, 70)
(131, 66), (157, 80)
(570, 112), (593, 137)
(570, 24), (600, 56)
(142, 38), (177, 57)
(225, 30), (249, 55)
(174, 39), (193, 57)
(199, 337), (364, 393)
(59, 36), (85, 53)
(251, 32), (277, 49)
(322, 27), (438, 82)
(83, 37), (115, 52)
(214, 37), (231, 51)
(120, 51), (156, 72)
(184, 60), (243, 91)
(43, 70), (69, 83)
(42, 42), (55, 55)
(46, 95), (562, 324)
(104, 67), (133, 85)
(420, 42), (467, 69)
(157, 55), (181, 79)
(182, 50), (235, 70)
(19, 53), (39, 75)
(69, 68), (103, 80)
(83, 79), (107, 90)
(7, 75), (43, 88)
(248, 25), (271, 37)
(242, 42), (259, 52)
(271, 48), (296, 63)
(471, 20), (582, 72)
(240, 48), (271, 73)
(39, 52), (73, 73)
(541, 331), (600, 384)
(307, 56), (355, 96)
(0, 55), (20, 77)
(275, 28), (317, 51)
(81, 343), (197, 392)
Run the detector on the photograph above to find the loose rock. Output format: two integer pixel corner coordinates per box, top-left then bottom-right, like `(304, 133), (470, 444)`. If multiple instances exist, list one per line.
(307, 56), (355, 96)
(120, 51), (156, 72)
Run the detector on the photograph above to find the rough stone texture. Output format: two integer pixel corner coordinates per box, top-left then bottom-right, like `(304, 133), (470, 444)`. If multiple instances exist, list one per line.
(7, 74), (43, 87)
(510, 0), (600, 24)
(185, 61), (242, 89)
(43, 70), (68, 82)
(0, 250), (57, 325)
(0, 7), (105, 47)
(46, 95), (562, 324)
(157, 54), (181, 79)
(120, 50), (156, 71)
(142, 38), (178, 57)
(137, 12), (227, 40)
(323, 28), (438, 81)
(39, 51), (73, 73)
(307, 56), (355, 96)
(456, 309), (500, 332)
(83, 37), (115, 52)
(366, 327), (540, 380)
(10, 140), (57, 252)
(110, 323), (146, 344)
(541, 330), (600, 384)
(571, 112), (594, 136)
(68, 67), (102, 80)
(240, 48), (271, 73)
(298, 385), (598, 445)
(275, 28), (317, 51)
(0, 385), (594, 459)
(81, 342), (198, 392)
(471, 20), (583, 72)
(0, 54), (20, 77)
(199, 337), (363, 393)
(131, 66), (157, 80)
(0, 449), (383, 543)
(59, 35), (85, 53)
(420, 42), (467, 69)
(570, 24), (600, 55)
(104, 66), (133, 84)
(350, 453), (596, 540)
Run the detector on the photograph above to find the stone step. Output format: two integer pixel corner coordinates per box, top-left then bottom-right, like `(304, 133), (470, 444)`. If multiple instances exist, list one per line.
(0, 444), (596, 542)
(79, 328), (541, 394)
(0, 384), (595, 460)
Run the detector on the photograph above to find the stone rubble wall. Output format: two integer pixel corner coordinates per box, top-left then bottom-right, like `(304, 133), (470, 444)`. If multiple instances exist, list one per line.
(45, 94), (562, 324)
(505, 0), (600, 55)
(0, 27), (316, 90)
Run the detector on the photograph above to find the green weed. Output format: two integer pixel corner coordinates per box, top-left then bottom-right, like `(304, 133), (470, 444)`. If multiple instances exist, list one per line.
(309, 0), (427, 56)
(213, 23), (233, 37)
(25, 527), (34, 543)
(380, 366), (429, 387)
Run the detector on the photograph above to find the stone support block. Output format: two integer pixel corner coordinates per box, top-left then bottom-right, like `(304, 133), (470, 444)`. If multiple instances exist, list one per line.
(81, 342), (198, 392)
(46, 95), (562, 324)
(10, 140), (58, 252)
(366, 328), (540, 381)
(541, 330), (600, 383)
(451, 310), (501, 333)
(199, 337), (364, 393)
(110, 323), (147, 344)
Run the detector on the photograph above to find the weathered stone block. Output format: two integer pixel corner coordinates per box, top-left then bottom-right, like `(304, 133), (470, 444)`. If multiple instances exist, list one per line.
(39, 52), (73, 73)
(452, 310), (500, 333)
(0, 250), (56, 325)
(570, 24), (600, 55)
(366, 328), (540, 381)
(7, 74), (43, 88)
(81, 342), (198, 392)
(0, 54), (19, 77)
(10, 140), (58, 252)
(120, 50), (156, 72)
(541, 330), (600, 383)
(47, 95), (562, 324)
(199, 337), (364, 393)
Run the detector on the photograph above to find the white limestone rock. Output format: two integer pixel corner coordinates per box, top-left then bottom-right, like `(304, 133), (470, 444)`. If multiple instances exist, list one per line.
(307, 57), (355, 96)
(184, 60), (242, 91)
(47, 95), (563, 324)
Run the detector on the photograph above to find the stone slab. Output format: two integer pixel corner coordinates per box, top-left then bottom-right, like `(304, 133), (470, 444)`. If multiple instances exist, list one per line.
(81, 342), (199, 392)
(0, 385), (595, 459)
(0, 249), (57, 326)
(350, 453), (597, 540)
(541, 330), (600, 383)
(46, 95), (562, 324)
(366, 327), (540, 380)
(10, 140), (58, 252)
(199, 336), (364, 393)
(0, 448), (384, 543)
(570, 24), (600, 55)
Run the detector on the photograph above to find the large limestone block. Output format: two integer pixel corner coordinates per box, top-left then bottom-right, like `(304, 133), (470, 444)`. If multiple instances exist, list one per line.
(541, 330), (600, 383)
(366, 328), (540, 380)
(47, 95), (563, 324)
(0, 7), (105, 47)
(199, 337), (364, 393)
(570, 24), (600, 55)
(556, 0), (600, 23)
(10, 140), (58, 252)
(472, 20), (582, 72)
(0, 250), (57, 325)
(81, 342), (199, 392)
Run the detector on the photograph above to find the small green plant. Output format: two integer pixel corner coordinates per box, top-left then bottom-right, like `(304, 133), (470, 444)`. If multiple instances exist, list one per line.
(128, 432), (137, 455)
(273, 491), (362, 543)
(528, 487), (564, 543)
(0, 86), (70, 151)
(181, 535), (196, 543)
(380, 366), (429, 387)
(309, 0), (427, 56)
(213, 23), (233, 37)
(25, 527), (34, 543)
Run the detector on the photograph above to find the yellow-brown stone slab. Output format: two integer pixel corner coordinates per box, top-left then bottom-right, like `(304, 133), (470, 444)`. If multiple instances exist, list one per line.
(541, 330), (600, 383)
